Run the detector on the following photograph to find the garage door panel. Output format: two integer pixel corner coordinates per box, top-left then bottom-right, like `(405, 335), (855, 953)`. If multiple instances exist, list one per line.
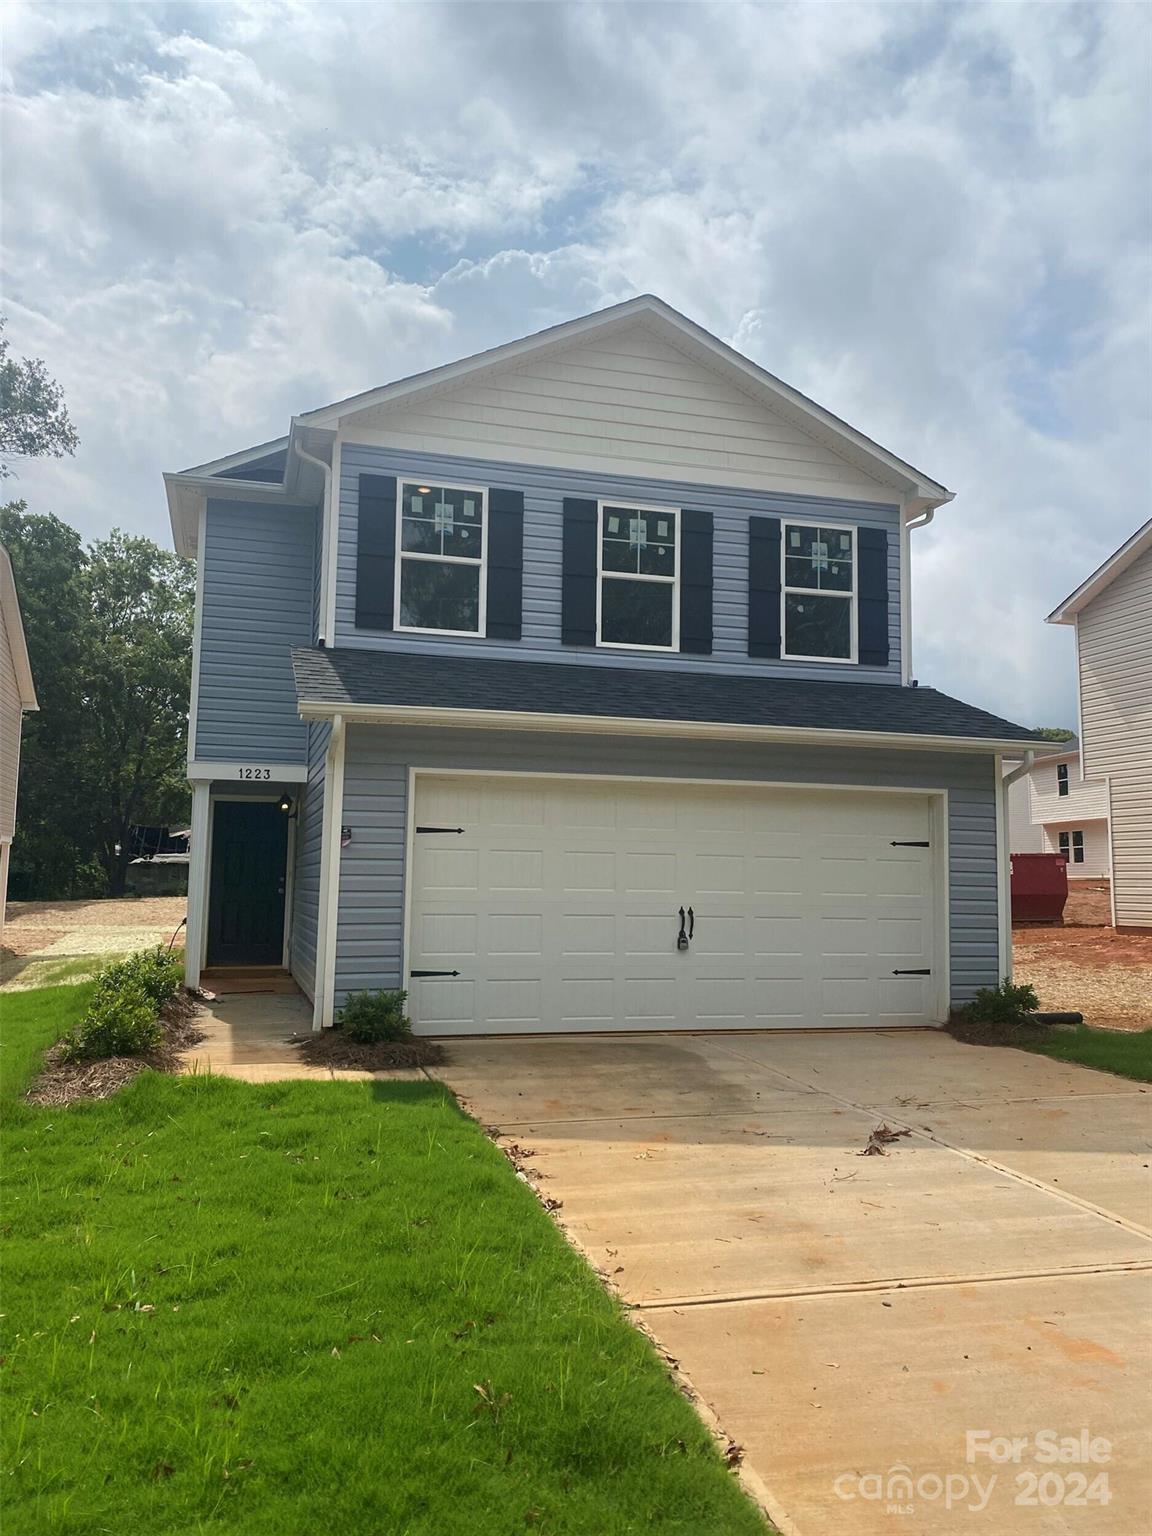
(751, 855), (806, 895)
(409, 775), (939, 1034)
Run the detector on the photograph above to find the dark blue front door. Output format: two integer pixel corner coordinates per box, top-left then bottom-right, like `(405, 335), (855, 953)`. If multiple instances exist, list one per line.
(206, 801), (288, 966)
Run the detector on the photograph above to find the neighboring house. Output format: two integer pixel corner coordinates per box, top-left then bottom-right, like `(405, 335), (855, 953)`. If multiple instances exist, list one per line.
(165, 295), (1047, 1032)
(0, 545), (39, 945)
(1048, 520), (1152, 928)
(1005, 740), (1111, 877)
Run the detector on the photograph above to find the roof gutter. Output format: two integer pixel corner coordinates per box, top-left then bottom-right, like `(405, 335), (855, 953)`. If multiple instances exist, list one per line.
(294, 697), (1054, 757)
(1001, 749), (1036, 789)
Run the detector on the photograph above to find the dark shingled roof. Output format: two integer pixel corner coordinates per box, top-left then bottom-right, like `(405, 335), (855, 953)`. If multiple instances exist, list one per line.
(292, 647), (1043, 746)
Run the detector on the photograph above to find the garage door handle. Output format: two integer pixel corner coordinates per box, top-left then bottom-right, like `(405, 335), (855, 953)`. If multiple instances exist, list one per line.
(410, 969), (461, 978)
(416, 826), (465, 835)
(892, 968), (931, 976)
(890, 840), (930, 847)
(687, 906), (695, 939)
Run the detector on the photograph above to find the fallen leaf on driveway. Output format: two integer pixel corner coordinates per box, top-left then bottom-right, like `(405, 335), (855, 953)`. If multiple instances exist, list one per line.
(859, 1124), (913, 1157)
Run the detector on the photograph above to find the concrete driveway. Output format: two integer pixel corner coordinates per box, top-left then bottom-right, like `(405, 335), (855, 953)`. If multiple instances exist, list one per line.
(434, 1030), (1152, 1535)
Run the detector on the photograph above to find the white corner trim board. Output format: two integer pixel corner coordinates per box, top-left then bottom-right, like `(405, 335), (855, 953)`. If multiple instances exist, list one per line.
(313, 715), (347, 1030)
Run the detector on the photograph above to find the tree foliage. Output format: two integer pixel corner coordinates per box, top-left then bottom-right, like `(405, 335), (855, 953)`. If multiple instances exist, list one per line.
(0, 320), (79, 477)
(1031, 726), (1077, 742)
(2, 510), (193, 898)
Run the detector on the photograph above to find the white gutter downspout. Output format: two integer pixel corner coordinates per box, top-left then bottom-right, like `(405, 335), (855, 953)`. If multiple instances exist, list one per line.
(997, 750), (1036, 982)
(295, 441), (333, 645)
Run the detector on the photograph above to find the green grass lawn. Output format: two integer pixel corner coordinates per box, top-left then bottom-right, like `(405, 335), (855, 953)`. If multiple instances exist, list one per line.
(1019, 1023), (1152, 1083)
(1, 986), (765, 1535)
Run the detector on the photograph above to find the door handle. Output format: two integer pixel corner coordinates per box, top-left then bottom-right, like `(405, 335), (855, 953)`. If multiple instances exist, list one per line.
(687, 906), (695, 940)
(677, 907), (689, 951)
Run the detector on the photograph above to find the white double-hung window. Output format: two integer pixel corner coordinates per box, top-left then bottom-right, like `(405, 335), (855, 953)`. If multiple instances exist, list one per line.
(597, 502), (679, 650)
(396, 481), (486, 635)
(781, 521), (856, 662)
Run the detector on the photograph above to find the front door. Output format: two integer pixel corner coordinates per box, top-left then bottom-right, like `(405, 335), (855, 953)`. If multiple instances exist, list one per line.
(206, 800), (289, 966)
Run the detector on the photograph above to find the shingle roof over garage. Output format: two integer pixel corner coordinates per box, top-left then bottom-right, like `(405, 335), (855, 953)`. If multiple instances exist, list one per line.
(292, 647), (1044, 749)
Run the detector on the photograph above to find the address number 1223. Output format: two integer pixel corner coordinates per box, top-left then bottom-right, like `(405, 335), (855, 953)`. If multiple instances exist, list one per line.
(237, 767), (272, 780)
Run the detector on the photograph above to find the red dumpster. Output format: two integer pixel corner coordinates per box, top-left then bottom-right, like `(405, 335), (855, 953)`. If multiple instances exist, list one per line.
(1011, 853), (1069, 924)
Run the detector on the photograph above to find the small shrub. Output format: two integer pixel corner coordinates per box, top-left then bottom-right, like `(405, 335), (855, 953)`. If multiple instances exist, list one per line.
(59, 979), (163, 1063)
(962, 978), (1040, 1026)
(109, 947), (183, 1007)
(337, 989), (413, 1044)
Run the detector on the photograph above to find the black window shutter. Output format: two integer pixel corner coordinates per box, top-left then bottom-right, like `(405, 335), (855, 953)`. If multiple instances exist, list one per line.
(486, 489), (524, 640)
(857, 526), (890, 667)
(748, 516), (782, 658)
(679, 509), (713, 654)
(355, 474), (397, 631)
(561, 498), (598, 646)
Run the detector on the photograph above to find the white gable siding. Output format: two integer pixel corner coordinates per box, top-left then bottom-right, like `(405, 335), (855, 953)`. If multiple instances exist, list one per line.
(1076, 546), (1152, 925)
(342, 322), (894, 504)
(0, 597), (22, 843)
(1028, 756), (1110, 824)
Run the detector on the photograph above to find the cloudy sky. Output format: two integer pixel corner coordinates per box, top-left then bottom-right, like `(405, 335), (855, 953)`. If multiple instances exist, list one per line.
(4, 1), (1149, 725)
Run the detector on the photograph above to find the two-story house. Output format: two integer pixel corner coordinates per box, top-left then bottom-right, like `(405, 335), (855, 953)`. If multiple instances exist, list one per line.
(166, 296), (1047, 1032)
(1047, 520), (1152, 928)
(0, 544), (39, 944)
(1006, 738), (1111, 878)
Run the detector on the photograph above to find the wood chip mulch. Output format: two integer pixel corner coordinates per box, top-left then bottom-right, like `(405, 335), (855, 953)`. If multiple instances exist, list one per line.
(292, 1031), (446, 1071)
(25, 997), (206, 1108)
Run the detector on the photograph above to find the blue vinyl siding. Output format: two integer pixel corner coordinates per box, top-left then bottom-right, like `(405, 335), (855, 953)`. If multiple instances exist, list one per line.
(288, 719), (330, 1000)
(334, 446), (902, 684)
(332, 726), (999, 1011)
(194, 499), (316, 763)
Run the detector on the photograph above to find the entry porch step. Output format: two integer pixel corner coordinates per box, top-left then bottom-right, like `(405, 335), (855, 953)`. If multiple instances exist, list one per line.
(200, 966), (300, 997)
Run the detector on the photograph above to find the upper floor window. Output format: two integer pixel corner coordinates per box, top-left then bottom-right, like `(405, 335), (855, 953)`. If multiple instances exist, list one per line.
(597, 503), (679, 650)
(781, 522), (856, 662)
(1056, 762), (1069, 797)
(396, 482), (486, 635)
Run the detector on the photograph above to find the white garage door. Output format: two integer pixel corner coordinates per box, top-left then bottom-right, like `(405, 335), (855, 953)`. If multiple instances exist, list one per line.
(408, 774), (939, 1035)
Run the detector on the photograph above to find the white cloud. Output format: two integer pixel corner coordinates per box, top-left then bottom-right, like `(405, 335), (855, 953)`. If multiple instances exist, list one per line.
(2, 0), (1148, 726)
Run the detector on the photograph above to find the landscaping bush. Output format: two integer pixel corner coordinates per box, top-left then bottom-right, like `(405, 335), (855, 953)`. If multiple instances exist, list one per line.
(111, 947), (183, 1007)
(337, 989), (413, 1044)
(57, 947), (182, 1063)
(960, 978), (1040, 1026)
(59, 979), (162, 1063)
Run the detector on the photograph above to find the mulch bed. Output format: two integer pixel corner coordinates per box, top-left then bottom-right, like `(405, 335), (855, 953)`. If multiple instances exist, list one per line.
(292, 1030), (446, 1071)
(946, 1015), (1058, 1050)
(25, 996), (206, 1108)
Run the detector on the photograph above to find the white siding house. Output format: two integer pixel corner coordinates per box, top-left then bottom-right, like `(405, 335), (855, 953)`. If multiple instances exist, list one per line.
(0, 546), (39, 943)
(1006, 744), (1111, 878)
(1048, 522), (1152, 927)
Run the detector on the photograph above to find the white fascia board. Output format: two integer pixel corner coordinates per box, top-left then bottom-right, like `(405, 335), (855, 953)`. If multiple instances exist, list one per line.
(165, 472), (320, 558)
(295, 295), (953, 505)
(295, 698), (1051, 756)
(177, 436), (289, 480)
(1047, 519), (1152, 623)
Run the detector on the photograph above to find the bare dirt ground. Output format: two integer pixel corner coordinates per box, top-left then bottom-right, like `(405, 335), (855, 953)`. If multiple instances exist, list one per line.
(1014, 880), (1152, 1032)
(0, 897), (187, 989)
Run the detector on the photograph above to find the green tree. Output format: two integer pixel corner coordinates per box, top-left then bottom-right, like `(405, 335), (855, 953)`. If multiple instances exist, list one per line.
(82, 531), (193, 895)
(1, 512), (193, 898)
(1031, 727), (1077, 742)
(0, 319), (79, 477)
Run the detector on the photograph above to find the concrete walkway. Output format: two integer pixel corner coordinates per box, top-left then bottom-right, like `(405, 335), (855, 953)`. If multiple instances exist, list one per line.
(433, 1031), (1152, 1535)
(183, 992), (426, 1081)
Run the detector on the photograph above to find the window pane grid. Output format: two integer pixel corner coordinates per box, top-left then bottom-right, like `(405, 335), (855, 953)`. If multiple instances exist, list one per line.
(781, 521), (856, 662)
(597, 503), (679, 650)
(396, 481), (486, 635)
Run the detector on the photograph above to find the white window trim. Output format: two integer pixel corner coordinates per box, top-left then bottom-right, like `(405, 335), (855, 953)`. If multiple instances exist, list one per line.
(393, 479), (488, 638)
(595, 500), (681, 652)
(780, 519), (858, 665)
